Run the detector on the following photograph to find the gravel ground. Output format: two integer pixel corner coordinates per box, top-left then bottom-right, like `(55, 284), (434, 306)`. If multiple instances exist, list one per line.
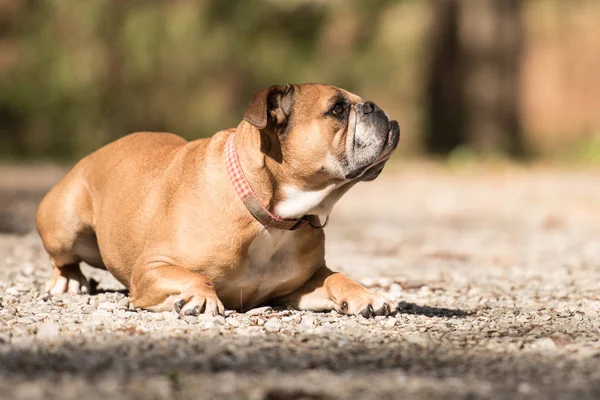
(1, 163), (600, 400)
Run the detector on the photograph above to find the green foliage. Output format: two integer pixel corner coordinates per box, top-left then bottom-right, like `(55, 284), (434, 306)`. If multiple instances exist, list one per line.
(445, 146), (514, 168)
(565, 134), (600, 165)
(0, 0), (423, 160)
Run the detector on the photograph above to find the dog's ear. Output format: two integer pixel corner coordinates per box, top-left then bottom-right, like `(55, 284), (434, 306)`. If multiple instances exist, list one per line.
(243, 84), (295, 130)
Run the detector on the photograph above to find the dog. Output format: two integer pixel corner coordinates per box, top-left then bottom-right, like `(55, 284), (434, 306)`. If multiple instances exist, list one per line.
(36, 83), (400, 317)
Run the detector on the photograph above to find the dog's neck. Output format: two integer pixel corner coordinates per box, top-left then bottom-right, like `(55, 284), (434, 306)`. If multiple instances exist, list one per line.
(233, 124), (341, 220)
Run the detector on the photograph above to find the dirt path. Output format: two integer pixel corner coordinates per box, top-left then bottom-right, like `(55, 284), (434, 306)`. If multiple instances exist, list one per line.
(1, 164), (599, 399)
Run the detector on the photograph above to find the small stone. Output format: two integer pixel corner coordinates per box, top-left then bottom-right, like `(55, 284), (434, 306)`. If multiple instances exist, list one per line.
(313, 325), (326, 334)
(403, 332), (429, 347)
(22, 264), (35, 276)
(576, 347), (599, 359)
(517, 383), (536, 395)
(245, 306), (272, 316)
(531, 337), (558, 354)
(36, 321), (61, 341)
(117, 297), (130, 309)
(418, 286), (432, 295)
(389, 283), (403, 296)
(383, 318), (397, 328)
(98, 302), (116, 311)
(377, 277), (392, 289)
(300, 316), (315, 329)
(91, 310), (112, 322)
(361, 278), (375, 287)
(146, 312), (163, 321)
(194, 314), (225, 327)
(162, 311), (178, 320)
(264, 319), (282, 333)
(16, 317), (35, 324)
(6, 287), (22, 296)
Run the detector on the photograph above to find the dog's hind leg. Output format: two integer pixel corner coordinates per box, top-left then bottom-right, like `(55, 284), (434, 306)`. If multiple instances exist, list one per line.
(36, 170), (96, 294)
(45, 260), (90, 294)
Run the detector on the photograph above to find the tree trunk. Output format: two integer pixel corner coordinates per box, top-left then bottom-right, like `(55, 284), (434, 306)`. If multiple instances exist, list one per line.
(425, 0), (527, 157)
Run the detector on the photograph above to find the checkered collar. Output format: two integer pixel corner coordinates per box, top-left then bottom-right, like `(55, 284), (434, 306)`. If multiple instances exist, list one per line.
(225, 134), (315, 231)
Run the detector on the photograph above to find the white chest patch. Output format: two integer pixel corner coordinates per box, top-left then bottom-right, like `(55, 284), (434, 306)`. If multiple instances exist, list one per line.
(274, 184), (337, 219)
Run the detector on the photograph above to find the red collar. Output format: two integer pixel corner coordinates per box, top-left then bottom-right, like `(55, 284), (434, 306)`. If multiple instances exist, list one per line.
(225, 134), (315, 230)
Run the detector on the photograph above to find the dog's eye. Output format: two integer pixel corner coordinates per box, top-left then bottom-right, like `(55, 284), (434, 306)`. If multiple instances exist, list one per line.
(331, 103), (345, 115)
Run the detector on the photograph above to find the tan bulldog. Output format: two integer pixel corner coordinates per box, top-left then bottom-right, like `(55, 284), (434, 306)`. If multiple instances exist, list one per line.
(36, 83), (400, 317)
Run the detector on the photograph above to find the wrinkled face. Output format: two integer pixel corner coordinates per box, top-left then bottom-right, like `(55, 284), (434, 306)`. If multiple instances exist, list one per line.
(243, 83), (400, 189)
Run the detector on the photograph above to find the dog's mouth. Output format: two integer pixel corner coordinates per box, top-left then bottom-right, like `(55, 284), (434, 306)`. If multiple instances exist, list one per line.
(371, 120), (401, 165)
(344, 119), (400, 181)
(359, 121), (400, 181)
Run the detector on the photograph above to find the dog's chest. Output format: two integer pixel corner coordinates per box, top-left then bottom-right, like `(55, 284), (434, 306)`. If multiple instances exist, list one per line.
(241, 228), (300, 293)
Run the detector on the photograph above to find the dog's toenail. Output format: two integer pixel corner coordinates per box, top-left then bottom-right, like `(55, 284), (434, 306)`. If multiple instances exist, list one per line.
(184, 307), (196, 316)
(341, 301), (348, 311)
(174, 299), (185, 313)
(383, 303), (390, 315)
(360, 304), (375, 318)
(367, 304), (374, 317)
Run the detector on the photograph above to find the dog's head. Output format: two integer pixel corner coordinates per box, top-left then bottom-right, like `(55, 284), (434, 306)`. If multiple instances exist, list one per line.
(243, 83), (400, 217)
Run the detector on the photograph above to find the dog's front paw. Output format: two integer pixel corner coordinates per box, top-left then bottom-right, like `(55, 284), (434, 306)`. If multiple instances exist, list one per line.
(173, 287), (225, 316)
(338, 289), (395, 318)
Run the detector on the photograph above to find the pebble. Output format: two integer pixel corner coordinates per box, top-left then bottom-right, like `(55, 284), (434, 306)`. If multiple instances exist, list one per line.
(21, 264), (35, 276)
(377, 277), (392, 289)
(389, 283), (403, 296)
(117, 297), (130, 309)
(245, 306), (272, 316)
(531, 337), (558, 354)
(264, 319), (281, 333)
(98, 302), (116, 311)
(6, 287), (23, 296)
(403, 332), (429, 347)
(36, 321), (61, 341)
(383, 318), (397, 328)
(419, 286), (432, 295)
(91, 310), (113, 322)
(300, 315), (315, 328)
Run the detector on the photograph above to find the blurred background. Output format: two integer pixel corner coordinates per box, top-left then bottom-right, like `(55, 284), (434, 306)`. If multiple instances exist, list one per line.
(1, 0), (600, 232)
(1, 0), (599, 162)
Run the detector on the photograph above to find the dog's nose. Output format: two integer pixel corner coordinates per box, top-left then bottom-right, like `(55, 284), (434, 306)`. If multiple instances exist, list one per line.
(362, 101), (376, 114)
